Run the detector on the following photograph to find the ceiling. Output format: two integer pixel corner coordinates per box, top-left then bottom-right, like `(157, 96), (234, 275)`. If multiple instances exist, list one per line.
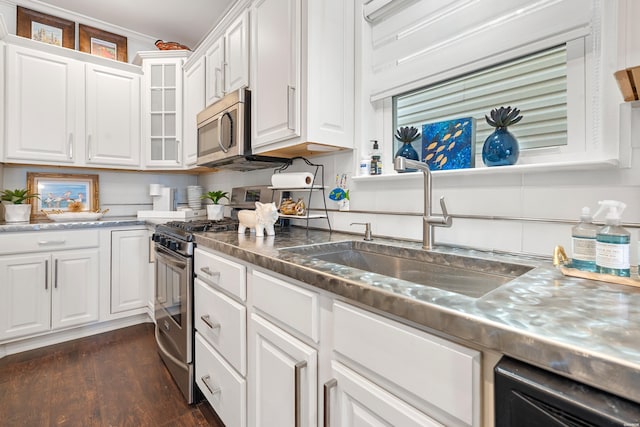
(31, 0), (237, 49)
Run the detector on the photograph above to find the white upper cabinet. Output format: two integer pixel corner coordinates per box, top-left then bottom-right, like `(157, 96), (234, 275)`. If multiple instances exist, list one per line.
(5, 44), (82, 164)
(224, 11), (250, 94)
(137, 51), (190, 168)
(4, 40), (142, 168)
(85, 63), (141, 167)
(205, 10), (250, 107)
(250, 0), (355, 154)
(183, 56), (206, 167)
(205, 38), (225, 106)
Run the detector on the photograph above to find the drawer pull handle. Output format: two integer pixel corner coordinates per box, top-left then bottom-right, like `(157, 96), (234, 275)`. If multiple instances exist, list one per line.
(295, 361), (307, 427)
(37, 240), (66, 246)
(323, 379), (337, 427)
(200, 314), (220, 330)
(201, 375), (221, 395)
(199, 266), (220, 279)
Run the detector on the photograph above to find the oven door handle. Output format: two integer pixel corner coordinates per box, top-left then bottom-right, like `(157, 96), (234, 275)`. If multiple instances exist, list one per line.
(154, 325), (189, 372)
(155, 245), (189, 269)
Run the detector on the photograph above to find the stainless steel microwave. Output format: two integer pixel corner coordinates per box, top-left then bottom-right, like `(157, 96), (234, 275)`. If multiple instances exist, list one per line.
(196, 88), (287, 171)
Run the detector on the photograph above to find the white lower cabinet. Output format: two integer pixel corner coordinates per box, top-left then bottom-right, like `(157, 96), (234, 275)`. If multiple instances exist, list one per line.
(110, 229), (150, 314)
(249, 313), (317, 427)
(0, 249), (99, 341)
(196, 332), (247, 427)
(327, 361), (443, 427)
(193, 249), (482, 426)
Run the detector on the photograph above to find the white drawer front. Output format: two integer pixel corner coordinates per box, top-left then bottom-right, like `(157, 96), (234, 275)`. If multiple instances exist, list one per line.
(195, 333), (247, 427)
(251, 269), (320, 343)
(0, 229), (100, 255)
(330, 361), (443, 427)
(195, 278), (247, 376)
(194, 248), (246, 301)
(333, 301), (480, 426)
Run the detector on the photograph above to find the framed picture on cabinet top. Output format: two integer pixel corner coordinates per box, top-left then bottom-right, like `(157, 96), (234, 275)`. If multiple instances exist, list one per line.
(27, 172), (99, 218)
(16, 6), (76, 49)
(79, 24), (128, 62)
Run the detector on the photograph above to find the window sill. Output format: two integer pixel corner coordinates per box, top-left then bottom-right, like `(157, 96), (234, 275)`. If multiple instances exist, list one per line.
(352, 158), (620, 182)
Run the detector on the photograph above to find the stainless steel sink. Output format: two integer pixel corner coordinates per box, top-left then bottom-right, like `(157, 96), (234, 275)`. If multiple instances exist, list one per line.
(282, 241), (532, 298)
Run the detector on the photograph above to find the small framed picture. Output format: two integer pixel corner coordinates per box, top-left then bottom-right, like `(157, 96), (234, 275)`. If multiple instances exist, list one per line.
(79, 24), (128, 62)
(16, 6), (75, 49)
(27, 172), (99, 218)
(422, 117), (476, 170)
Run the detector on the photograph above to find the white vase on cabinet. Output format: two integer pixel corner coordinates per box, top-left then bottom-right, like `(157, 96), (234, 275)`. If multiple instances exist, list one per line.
(3, 204), (31, 223)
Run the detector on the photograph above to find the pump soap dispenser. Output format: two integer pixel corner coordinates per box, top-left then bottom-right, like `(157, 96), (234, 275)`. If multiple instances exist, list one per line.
(594, 200), (630, 277)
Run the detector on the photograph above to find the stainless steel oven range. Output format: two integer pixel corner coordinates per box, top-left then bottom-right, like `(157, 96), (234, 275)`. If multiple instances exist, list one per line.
(152, 218), (238, 403)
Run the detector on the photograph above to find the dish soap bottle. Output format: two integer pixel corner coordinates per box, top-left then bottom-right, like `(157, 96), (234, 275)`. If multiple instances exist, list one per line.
(595, 200), (630, 277)
(370, 140), (382, 175)
(571, 207), (598, 272)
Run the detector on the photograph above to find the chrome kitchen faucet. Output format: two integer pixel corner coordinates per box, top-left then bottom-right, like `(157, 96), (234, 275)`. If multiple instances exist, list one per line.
(394, 157), (452, 250)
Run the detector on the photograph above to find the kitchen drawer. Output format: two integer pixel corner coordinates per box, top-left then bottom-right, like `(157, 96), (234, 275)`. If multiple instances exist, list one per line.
(0, 229), (100, 255)
(195, 278), (246, 375)
(251, 269), (319, 343)
(195, 332), (247, 427)
(194, 248), (246, 301)
(333, 301), (480, 426)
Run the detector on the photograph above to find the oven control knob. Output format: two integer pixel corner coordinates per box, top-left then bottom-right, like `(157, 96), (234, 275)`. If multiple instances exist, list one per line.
(169, 241), (178, 251)
(152, 233), (160, 242)
(160, 237), (167, 246)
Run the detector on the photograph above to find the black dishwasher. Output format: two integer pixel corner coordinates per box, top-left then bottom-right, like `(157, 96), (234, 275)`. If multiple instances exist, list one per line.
(495, 356), (640, 426)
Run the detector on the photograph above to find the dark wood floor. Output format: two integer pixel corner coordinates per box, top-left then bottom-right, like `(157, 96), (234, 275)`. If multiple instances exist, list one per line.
(0, 323), (224, 427)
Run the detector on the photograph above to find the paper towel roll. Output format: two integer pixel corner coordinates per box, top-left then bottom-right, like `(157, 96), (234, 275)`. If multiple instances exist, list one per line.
(271, 172), (314, 188)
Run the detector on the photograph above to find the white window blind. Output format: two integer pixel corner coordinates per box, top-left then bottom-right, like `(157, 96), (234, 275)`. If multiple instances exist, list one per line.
(394, 45), (567, 153)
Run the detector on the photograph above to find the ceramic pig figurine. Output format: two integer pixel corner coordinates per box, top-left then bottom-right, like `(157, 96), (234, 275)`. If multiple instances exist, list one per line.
(237, 201), (279, 237)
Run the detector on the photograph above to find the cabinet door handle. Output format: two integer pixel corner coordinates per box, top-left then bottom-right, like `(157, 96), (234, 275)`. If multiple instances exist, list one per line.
(44, 259), (49, 290)
(215, 67), (222, 99)
(175, 139), (180, 164)
(37, 240), (66, 246)
(294, 360), (307, 427)
(323, 379), (337, 427)
(201, 374), (221, 396)
(287, 85), (296, 130)
(87, 134), (92, 160)
(54, 259), (59, 289)
(200, 314), (220, 330)
(223, 62), (229, 93)
(199, 266), (220, 280)
(68, 133), (74, 159)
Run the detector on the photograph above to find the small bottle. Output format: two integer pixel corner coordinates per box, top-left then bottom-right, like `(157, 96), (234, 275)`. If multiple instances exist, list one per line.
(370, 140), (382, 175)
(571, 207), (598, 272)
(359, 156), (371, 176)
(595, 200), (630, 277)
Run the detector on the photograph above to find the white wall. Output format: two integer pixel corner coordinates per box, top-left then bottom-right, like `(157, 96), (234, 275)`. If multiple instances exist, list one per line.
(0, 1), (156, 61)
(2, 165), (198, 217)
(197, 1), (640, 262)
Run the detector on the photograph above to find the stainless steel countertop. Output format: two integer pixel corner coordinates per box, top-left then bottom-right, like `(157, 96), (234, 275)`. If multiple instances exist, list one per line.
(194, 227), (640, 404)
(0, 217), (147, 232)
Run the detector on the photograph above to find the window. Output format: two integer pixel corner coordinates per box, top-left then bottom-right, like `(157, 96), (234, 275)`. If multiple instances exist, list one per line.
(393, 45), (568, 157)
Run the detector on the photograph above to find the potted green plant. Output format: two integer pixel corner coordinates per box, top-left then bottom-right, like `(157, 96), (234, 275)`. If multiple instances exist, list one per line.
(1, 188), (39, 223)
(200, 190), (229, 220)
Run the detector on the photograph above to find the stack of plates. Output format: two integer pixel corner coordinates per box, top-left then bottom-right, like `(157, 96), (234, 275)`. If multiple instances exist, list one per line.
(187, 185), (203, 209)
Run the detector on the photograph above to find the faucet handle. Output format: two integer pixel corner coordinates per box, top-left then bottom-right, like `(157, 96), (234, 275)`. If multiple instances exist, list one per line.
(350, 222), (373, 241)
(440, 196), (453, 227)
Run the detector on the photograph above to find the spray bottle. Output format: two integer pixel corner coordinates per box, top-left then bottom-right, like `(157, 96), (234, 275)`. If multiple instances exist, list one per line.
(594, 200), (630, 277)
(571, 206), (599, 272)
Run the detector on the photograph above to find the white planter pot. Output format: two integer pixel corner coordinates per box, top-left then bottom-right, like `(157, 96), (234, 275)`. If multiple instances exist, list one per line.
(207, 204), (224, 220)
(4, 204), (31, 223)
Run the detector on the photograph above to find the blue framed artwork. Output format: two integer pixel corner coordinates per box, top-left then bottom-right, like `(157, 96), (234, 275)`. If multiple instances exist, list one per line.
(422, 117), (476, 170)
